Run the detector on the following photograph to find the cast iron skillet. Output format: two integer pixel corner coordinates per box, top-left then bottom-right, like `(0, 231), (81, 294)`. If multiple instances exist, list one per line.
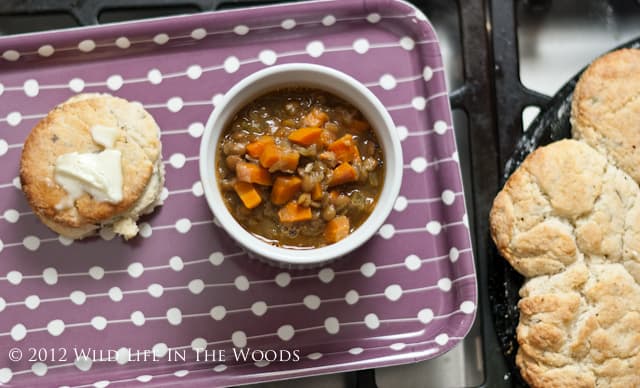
(489, 37), (640, 387)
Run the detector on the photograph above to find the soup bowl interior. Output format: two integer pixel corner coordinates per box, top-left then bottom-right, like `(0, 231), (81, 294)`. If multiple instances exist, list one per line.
(199, 63), (403, 267)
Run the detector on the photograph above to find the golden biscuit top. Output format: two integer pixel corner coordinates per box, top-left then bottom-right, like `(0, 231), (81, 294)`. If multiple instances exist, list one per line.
(491, 137), (640, 387)
(20, 95), (161, 229)
(572, 48), (640, 183)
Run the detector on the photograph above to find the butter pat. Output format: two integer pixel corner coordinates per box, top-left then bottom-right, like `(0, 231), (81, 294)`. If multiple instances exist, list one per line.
(54, 124), (124, 208)
(90, 125), (120, 149)
(55, 149), (123, 204)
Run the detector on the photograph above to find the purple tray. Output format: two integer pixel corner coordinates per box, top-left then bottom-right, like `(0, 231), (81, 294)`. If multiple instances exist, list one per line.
(0, 0), (476, 386)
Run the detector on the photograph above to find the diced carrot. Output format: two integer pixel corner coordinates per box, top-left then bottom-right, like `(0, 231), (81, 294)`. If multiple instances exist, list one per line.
(311, 182), (323, 201)
(303, 107), (329, 127)
(278, 201), (312, 222)
(246, 136), (274, 158)
(324, 215), (350, 243)
(259, 144), (280, 167)
(288, 127), (323, 146)
(235, 161), (272, 186)
(328, 190), (340, 202)
(271, 176), (302, 205)
(350, 119), (370, 133)
(329, 163), (358, 187)
(277, 152), (300, 172)
(328, 134), (360, 162)
(259, 144), (300, 172)
(233, 181), (262, 209)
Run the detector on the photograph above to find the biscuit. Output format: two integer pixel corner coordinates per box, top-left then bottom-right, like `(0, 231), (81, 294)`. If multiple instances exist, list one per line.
(20, 94), (164, 239)
(490, 139), (640, 387)
(572, 48), (640, 183)
(516, 263), (640, 388)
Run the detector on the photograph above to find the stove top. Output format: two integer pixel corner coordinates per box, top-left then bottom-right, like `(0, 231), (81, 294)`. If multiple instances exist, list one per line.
(2, 1), (640, 387)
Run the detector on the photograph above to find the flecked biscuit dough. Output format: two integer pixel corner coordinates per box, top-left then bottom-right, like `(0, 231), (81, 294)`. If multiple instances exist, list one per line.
(490, 139), (640, 387)
(20, 94), (164, 239)
(572, 48), (640, 184)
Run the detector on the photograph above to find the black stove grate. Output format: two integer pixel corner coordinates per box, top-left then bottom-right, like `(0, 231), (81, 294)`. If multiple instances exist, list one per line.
(0, 1), (551, 387)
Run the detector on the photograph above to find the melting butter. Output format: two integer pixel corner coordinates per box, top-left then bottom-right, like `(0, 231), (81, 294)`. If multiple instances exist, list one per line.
(54, 125), (124, 208)
(90, 124), (120, 149)
(55, 150), (123, 204)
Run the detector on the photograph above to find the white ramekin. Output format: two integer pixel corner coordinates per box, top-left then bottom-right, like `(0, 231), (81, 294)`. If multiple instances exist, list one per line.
(199, 63), (403, 268)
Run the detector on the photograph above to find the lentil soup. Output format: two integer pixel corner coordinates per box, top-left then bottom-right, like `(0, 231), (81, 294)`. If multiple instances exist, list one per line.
(216, 88), (384, 248)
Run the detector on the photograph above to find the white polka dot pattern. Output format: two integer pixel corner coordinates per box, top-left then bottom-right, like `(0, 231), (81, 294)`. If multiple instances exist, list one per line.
(277, 325), (295, 341)
(0, 1), (475, 386)
(153, 33), (169, 45)
(137, 375), (152, 382)
(166, 308), (182, 325)
(24, 295), (40, 310)
(23, 79), (39, 97)
(345, 290), (359, 305)
(384, 284), (403, 301)
(317, 268), (334, 283)
(127, 263), (144, 278)
(399, 36), (415, 50)
(303, 295), (321, 310)
(69, 291), (86, 305)
(224, 57), (240, 73)
(115, 37), (130, 49)
(353, 38), (369, 54)
(108, 287), (123, 302)
(188, 279), (204, 294)
(42, 268), (57, 285)
(106, 75), (123, 91)
(38, 44), (55, 57)
(186, 65), (202, 80)
(75, 355), (92, 371)
(89, 266), (104, 280)
(324, 317), (340, 334)
(11, 324), (26, 341)
(47, 320), (65, 336)
(259, 50), (277, 66)
(231, 331), (247, 348)
(210, 306), (226, 320)
(130, 311), (145, 326)
(281, 19), (296, 30)
(3, 50), (20, 61)
(274, 272), (291, 287)
(234, 25), (249, 35)
(367, 13), (381, 23)
(306, 41), (324, 58)
(68, 78), (85, 92)
(322, 15), (336, 26)
(147, 69), (163, 85)
(190, 28), (206, 40)
(6, 112), (22, 126)
(34, 362), (53, 378)
(91, 317), (107, 331)
(251, 301), (267, 316)
(78, 40), (95, 52)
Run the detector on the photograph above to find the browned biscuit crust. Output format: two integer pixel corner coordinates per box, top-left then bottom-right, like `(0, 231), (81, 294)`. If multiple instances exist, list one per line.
(20, 95), (161, 231)
(572, 48), (640, 183)
(493, 48), (640, 387)
(490, 139), (609, 277)
(490, 139), (640, 387)
(516, 263), (640, 388)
